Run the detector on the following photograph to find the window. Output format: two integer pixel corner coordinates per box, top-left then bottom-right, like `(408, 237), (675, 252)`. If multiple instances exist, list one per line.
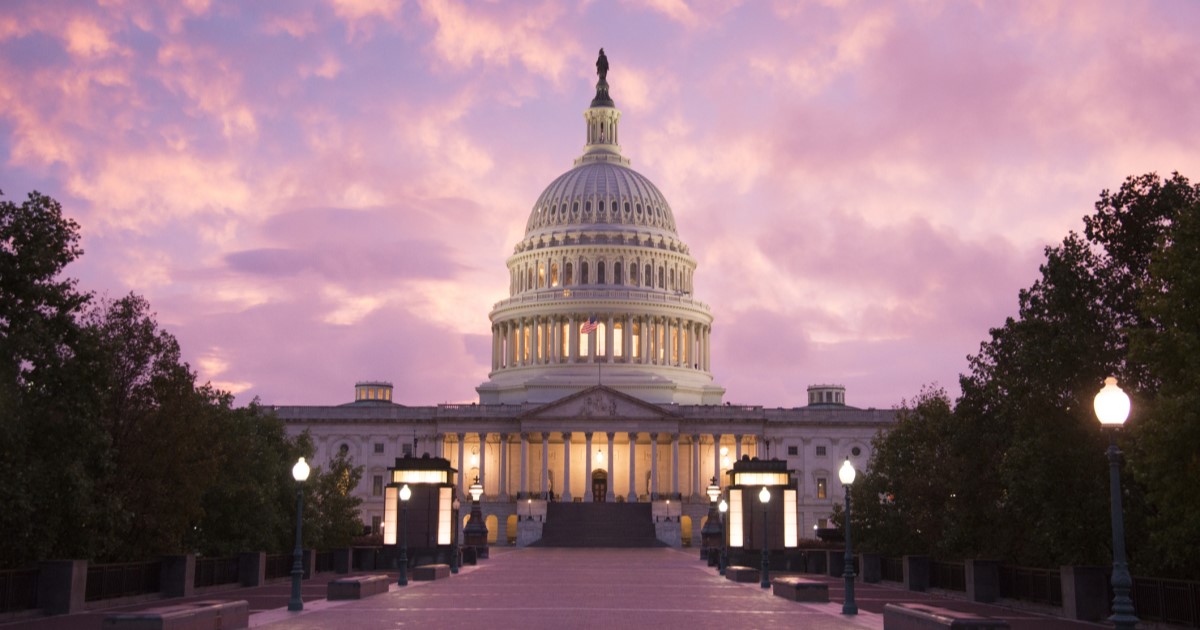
(581, 262), (589, 284)
(402, 443), (413, 457)
(551, 263), (559, 287)
(597, 262), (606, 284)
(374, 442), (384, 454)
(787, 446), (798, 456)
(851, 446), (862, 457)
(816, 446), (826, 457)
(339, 444), (350, 456)
(645, 264), (652, 286)
(817, 478), (827, 500)
(565, 262), (573, 285)
(371, 515), (382, 534)
(372, 475), (383, 496)
(614, 262), (623, 285)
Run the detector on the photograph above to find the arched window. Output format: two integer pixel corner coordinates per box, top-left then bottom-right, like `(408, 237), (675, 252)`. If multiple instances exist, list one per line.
(597, 262), (606, 284)
(538, 264), (546, 288)
(581, 262), (589, 284)
(645, 264), (652, 286)
(564, 262), (573, 285)
(658, 267), (665, 288)
(614, 262), (623, 285)
(670, 268), (676, 290)
(550, 263), (560, 287)
(527, 268), (534, 291)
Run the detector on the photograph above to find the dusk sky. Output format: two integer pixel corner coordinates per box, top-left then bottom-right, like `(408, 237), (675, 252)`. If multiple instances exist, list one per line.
(2, 1), (1198, 409)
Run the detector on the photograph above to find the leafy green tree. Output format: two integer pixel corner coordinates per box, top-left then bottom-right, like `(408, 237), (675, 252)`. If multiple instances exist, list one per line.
(302, 450), (365, 550)
(1128, 186), (1200, 577)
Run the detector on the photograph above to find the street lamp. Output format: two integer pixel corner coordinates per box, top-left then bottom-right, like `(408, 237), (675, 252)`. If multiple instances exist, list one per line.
(759, 485), (770, 588)
(398, 483), (411, 586)
(288, 457), (310, 612)
(717, 498), (728, 575)
(451, 496), (461, 574)
(465, 476), (489, 558)
(703, 477), (721, 563)
(839, 457), (858, 615)
(1094, 377), (1138, 630)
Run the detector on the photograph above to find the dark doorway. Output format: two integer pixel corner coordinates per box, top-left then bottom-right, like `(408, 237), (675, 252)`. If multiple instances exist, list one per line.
(592, 469), (608, 502)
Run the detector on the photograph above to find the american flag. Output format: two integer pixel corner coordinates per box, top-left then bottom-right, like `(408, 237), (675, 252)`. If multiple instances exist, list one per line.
(579, 316), (600, 334)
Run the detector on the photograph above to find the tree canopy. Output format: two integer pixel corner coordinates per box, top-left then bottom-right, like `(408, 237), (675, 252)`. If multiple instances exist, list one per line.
(0, 190), (363, 567)
(854, 172), (1200, 578)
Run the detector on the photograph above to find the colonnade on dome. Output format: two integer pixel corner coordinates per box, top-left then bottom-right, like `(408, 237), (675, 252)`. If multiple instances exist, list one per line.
(490, 312), (711, 372)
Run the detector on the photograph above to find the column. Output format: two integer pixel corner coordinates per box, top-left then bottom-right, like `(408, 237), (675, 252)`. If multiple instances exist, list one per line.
(734, 434), (743, 462)
(649, 433), (659, 500)
(562, 432), (573, 502)
(531, 316), (541, 364)
(691, 434), (701, 498)
(627, 432), (637, 502)
(569, 314), (579, 362)
(498, 433), (509, 499)
(550, 317), (559, 363)
(671, 434), (680, 498)
(588, 318), (597, 361)
(605, 314), (614, 363)
(520, 433), (529, 498)
(479, 432), (488, 498)
(584, 432), (594, 502)
(606, 432), (616, 502)
(623, 313), (633, 362)
(457, 433), (466, 498)
(435, 433), (445, 459)
(712, 433), (721, 487)
(541, 433), (550, 499)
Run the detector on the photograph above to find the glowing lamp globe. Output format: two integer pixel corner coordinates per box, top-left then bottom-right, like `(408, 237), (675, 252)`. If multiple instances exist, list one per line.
(758, 486), (770, 504)
(1094, 377), (1131, 427)
(292, 457), (310, 482)
(718, 499), (728, 514)
(839, 458), (857, 485)
(399, 484), (412, 502)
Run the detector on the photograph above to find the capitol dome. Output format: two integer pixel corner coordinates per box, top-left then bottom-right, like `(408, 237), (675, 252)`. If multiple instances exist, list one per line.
(477, 50), (724, 405)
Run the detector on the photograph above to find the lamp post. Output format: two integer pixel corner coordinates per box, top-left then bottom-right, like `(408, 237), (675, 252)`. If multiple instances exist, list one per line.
(759, 485), (770, 588)
(1094, 377), (1138, 630)
(464, 476), (489, 558)
(288, 457), (310, 612)
(451, 496), (461, 574)
(718, 498), (728, 576)
(703, 477), (721, 563)
(839, 458), (858, 615)
(398, 483), (411, 586)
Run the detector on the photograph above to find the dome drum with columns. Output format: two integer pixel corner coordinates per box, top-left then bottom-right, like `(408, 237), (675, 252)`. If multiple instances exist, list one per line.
(477, 52), (724, 405)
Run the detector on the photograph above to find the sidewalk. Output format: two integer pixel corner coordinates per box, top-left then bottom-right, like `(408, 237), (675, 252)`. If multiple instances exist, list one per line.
(2, 548), (1109, 630)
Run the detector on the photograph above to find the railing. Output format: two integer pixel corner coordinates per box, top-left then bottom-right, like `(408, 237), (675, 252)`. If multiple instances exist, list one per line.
(0, 568), (38, 613)
(1131, 576), (1200, 627)
(264, 554), (292, 580)
(492, 287), (710, 312)
(999, 565), (1062, 606)
(315, 551), (334, 573)
(85, 560), (161, 602)
(929, 560), (966, 592)
(880, 557), (904, 583)
(194, 556), (239, 588)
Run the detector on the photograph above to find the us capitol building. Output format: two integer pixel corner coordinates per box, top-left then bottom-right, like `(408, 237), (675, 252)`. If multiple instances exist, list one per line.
(277, 51), (896, 546)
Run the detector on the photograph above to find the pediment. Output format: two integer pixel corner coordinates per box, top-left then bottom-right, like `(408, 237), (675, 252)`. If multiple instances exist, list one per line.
(520, 386), (675, 421)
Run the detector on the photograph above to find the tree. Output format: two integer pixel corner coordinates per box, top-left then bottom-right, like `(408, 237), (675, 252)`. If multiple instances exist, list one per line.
(1128, 186), (1200, 576)
(302, 450), (365, 550)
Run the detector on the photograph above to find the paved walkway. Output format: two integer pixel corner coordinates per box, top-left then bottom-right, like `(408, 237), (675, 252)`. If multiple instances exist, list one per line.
(255, 548), (1104, 630)
(3, 548), (1110, 630)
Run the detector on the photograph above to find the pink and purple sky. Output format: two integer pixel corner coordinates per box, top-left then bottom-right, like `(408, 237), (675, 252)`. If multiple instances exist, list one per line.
(2, 1), (1198, 409)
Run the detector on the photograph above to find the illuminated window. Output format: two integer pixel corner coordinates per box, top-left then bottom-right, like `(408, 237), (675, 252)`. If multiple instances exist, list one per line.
(561, 322), (569, 358)
(817, 478), (827, 500)
(565, 263), (573, 285)
(550, 263), (559, 287)
(613, 322), (624, 358)
(538, 264), (546, 288)
(632, 322), (641, 359)
(670, 328), (679, 363)
(523, 327), (531, 361)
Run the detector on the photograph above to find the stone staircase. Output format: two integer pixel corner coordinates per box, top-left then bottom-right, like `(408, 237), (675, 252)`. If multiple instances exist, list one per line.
(533, 502), (664, 547)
